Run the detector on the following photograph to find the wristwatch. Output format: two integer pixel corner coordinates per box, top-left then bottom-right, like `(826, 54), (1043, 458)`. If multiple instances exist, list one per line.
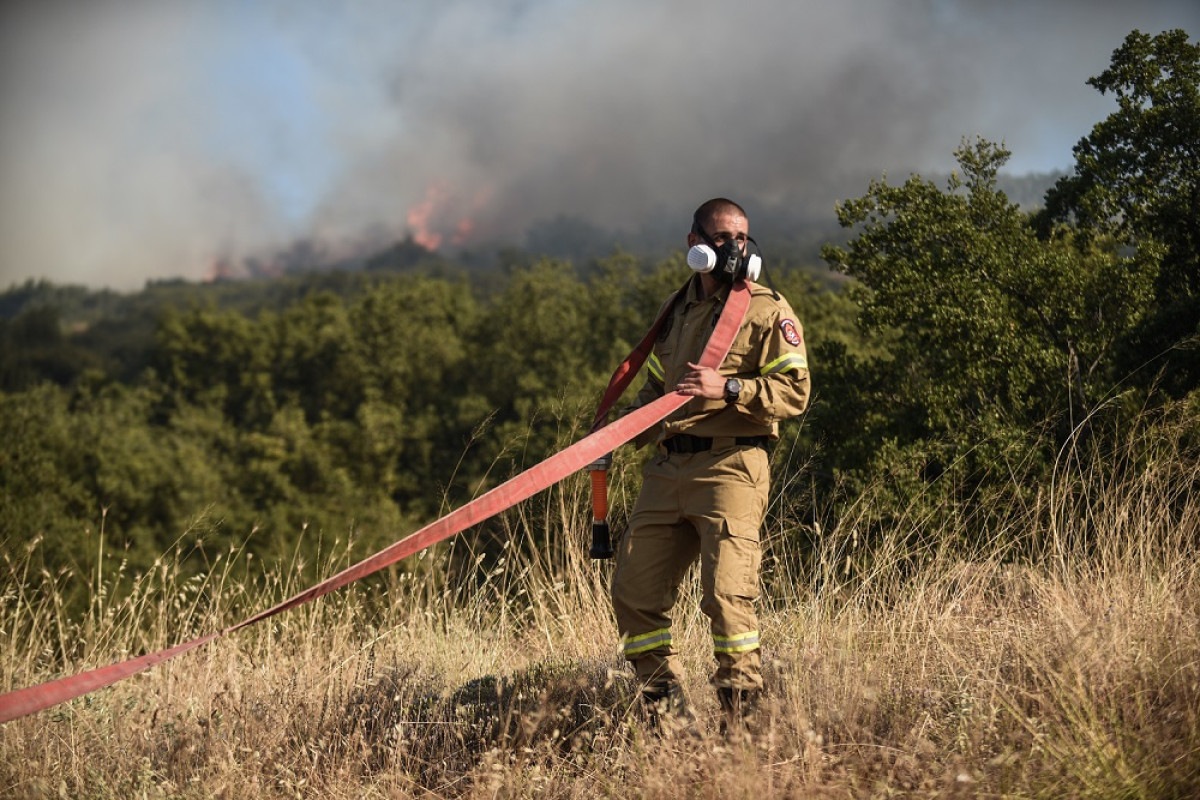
(723, 377), (742, 405)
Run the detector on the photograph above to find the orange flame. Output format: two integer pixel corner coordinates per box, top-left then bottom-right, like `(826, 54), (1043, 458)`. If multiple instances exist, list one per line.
(405, 182), (491, 250)
(406, 183), (447, 250)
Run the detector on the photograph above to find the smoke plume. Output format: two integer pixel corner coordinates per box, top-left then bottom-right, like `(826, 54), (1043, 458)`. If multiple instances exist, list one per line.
(1, 0), (1196, 288)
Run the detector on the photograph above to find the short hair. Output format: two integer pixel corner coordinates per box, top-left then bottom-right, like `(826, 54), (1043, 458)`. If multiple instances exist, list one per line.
(691, 198), (748, 236)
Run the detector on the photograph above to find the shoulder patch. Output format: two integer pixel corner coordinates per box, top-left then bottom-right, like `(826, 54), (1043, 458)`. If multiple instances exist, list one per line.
(780, 319), (802, 347)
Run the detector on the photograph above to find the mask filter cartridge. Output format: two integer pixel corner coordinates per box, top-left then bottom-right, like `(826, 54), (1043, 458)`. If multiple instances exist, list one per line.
(687, 244), (718, 273)
(743, 253), (762, 281)
(687, 244), (762, 282)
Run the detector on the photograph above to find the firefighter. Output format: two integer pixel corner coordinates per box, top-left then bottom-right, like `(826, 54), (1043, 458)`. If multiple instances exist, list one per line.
(610, 197), (811, 738)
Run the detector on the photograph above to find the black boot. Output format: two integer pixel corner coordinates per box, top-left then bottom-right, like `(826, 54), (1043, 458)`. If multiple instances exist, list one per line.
(717, 687), (762, 742)
(642, 681), (700, 738)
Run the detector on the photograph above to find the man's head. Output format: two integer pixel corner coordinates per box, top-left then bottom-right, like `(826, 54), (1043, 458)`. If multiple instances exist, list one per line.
(688, 198), (749, 253)
(686, 198), (759, 287)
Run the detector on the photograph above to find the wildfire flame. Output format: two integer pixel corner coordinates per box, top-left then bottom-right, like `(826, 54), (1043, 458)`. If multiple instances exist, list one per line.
(406, 183), (448, 250)
(405, 182), (491, 250)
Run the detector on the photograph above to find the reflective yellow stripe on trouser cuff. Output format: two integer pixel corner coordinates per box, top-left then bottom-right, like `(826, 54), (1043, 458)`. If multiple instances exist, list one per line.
(713, 630), (760, 654)
(623, 628), (672, 657)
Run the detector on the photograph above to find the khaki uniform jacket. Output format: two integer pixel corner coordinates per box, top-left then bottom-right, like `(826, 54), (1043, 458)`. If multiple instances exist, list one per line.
(625, 276), (811, 446)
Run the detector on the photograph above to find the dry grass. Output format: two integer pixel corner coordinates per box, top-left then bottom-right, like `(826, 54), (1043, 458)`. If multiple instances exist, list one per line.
(3, 421), (1200, 798)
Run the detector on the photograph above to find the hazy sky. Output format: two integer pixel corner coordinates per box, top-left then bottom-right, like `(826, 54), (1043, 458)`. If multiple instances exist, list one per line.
(1, 0), (1197, 290)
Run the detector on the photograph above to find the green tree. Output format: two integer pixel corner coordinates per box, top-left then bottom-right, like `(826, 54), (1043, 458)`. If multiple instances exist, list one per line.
(0, 384), (94, 582)
(821, 138), (1155, 503)
(0, 305), (101, 390)
(471, 260), (596, 465)
(577, 252), (687, 375)
(1040, 28), (1200, 395)
(0, 381), (238, 611)
(153, 305), (279, 427)
(347, 276), (479, 512)
(271, 291), (362, 422)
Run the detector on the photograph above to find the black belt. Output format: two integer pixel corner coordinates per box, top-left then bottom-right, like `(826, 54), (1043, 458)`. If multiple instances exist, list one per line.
(662, 434), (770, 454)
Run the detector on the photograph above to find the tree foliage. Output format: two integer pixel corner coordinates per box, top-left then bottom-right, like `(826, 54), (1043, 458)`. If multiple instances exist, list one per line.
(5, 256), (784, 601)
(815, 27), (1198, 532)
(1041, 28), (1200, 394)
(822, 140), (1154, 462)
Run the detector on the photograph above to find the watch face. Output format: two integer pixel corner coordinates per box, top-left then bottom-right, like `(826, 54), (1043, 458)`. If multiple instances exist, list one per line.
(724, 378), (741, 403)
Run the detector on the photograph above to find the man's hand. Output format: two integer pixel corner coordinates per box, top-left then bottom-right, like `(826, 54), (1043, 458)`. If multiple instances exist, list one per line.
(676, 362), (725, 400)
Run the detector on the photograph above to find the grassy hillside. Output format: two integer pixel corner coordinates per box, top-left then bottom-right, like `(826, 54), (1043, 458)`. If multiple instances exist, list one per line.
(3, 411), (1197, 799)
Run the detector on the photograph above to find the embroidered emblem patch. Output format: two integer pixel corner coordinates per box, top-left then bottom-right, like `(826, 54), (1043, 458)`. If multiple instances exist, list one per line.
(780, 319), (802, 347)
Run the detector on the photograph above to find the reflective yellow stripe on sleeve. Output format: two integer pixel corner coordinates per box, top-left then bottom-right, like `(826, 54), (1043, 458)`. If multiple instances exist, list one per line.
(623, 628), (672, 656)
(759, 353), (808, 376)
(713, 630), (760, 654)
(647, 353), (665, 384)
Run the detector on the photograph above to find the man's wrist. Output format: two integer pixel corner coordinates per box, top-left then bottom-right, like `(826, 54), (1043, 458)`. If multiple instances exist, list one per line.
(723, 378), (742, 405)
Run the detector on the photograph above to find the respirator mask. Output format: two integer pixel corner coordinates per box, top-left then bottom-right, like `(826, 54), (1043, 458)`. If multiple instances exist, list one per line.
(687, 229), (762, 284)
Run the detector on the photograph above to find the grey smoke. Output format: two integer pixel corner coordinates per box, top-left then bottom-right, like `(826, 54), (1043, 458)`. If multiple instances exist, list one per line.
(1, 0), (1197, 289)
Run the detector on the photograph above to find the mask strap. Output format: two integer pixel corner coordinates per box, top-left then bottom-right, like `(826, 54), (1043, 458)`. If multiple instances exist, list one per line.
(692, 214), (717, 250)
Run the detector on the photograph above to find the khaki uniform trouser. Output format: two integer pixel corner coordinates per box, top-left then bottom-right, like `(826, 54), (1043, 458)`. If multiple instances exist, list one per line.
(611, 439), (769, 691)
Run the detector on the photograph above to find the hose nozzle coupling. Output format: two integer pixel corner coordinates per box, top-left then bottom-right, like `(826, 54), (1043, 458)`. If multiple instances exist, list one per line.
(587, 452), (612, 472)
(588, 452), (614, 560)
